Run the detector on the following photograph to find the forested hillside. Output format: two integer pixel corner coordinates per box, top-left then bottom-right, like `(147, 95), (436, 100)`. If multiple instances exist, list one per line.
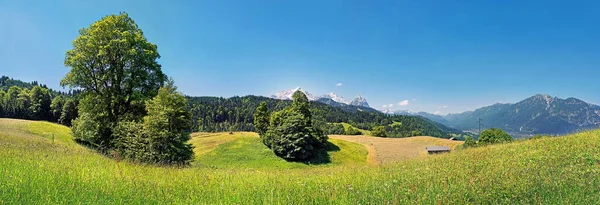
(187, 95), (466, 139)
(0, 76), (78, 125)
(0, 75), (466, 139)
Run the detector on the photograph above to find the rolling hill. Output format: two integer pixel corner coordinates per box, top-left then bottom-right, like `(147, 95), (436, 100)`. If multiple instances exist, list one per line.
(1, 118), (599, 203)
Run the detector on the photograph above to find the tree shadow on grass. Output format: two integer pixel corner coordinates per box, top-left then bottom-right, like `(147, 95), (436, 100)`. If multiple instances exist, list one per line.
(292, 141), (339, 165)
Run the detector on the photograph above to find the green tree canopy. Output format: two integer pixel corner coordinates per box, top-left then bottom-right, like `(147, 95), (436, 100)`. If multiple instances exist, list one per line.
(478, 128), (513, 145)
(50, 96), (65, 121)
(60, 99), (78, 127)
(263, 91), (327, 161)
(371, 126), (387, 137)
(253, 101), (269, 135)
(29, 86), (52, 120)
(141, 81), (194, 164)
(61, 12), (166, 149)
(463, 136), (477, 148)
(345, 126), (361, 135)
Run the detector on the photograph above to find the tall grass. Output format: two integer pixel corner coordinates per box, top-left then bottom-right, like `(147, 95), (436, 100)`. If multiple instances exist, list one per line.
(1, 118), (599, 204)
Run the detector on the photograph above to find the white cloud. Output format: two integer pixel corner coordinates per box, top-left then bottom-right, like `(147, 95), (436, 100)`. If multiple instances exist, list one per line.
(438, 105), (449, 109)
(382, 104), (387, 108)
(336, 83), (343, 87)
(398, 100), (409, 106)
(434, 111), (441, 115)
(388, 104), (394, 108)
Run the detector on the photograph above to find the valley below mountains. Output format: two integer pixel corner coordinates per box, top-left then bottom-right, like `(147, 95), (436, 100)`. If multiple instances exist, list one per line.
(400, 94), (600, 137)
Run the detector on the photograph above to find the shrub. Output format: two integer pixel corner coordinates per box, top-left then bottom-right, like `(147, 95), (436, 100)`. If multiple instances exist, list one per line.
(345, 126), (362, 135)
(371, 126), (387, 137)
(478, 128), (513, 145)
(530, 134), (544, 140)
(113, 82), (194, 165)
(463, 136), (477, 148)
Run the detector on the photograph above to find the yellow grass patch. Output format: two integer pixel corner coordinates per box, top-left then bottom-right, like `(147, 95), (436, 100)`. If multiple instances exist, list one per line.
(330, 135), (464, 164)
(189, 132), (258, 157)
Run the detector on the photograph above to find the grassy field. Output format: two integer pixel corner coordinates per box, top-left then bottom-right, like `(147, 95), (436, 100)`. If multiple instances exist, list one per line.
(330, 135), (464, 164)
(336, 122), (371, 135)
(1, 118), (600, 204)
(191, 132), (368, 169)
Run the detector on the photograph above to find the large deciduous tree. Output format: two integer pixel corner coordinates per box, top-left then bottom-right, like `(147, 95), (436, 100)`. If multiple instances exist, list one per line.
(263, 91), (328, 161)
(61, 12), (166, 149)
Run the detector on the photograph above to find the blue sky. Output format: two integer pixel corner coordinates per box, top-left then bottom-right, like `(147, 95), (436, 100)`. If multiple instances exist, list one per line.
(1, 0), (599, 114)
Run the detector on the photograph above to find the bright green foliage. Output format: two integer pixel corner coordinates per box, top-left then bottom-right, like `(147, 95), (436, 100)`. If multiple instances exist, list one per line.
(61, 12), (166, 150)
(113, 82), (193, 165)
(28, 86), (52, 120)
(50, 96), (65, 122)
(59, 99), (78, 126)
(371, 126), (387, 137)
(253, 101), (269, 135)
(0, 76), (73, 124)
(140, 82), (194, 165)
(478, 128), (513, 145)
(263, 91), (328, 161)
(0, 85), (51, 120)
(345, 126), (362, 135)
(0, 90), (4, 116)
(463, 136), (477, 148)
(291, 91), (311, 124)
(71, 112), (103, 147)
(114, 82), (193, 165)
(318, 122), (345, 135)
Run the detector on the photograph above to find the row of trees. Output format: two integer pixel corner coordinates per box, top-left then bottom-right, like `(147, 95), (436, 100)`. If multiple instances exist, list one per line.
(187, 95), (464, 139)
(0, 85), (78, 126)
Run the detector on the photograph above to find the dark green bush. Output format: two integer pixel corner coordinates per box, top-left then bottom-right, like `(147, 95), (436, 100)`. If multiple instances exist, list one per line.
(478, 128), (513, 145)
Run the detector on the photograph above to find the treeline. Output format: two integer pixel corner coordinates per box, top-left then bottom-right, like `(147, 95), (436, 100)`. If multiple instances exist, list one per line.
(0, 76), (79, 97)
(1, 76), (464, 139)
(0, 77), (78, 126)
(187, 95), (464, 138)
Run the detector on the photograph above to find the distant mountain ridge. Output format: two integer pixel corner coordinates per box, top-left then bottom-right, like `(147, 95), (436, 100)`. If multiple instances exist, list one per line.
(271, 88), (372, 108)
(395, 94), (600, 136)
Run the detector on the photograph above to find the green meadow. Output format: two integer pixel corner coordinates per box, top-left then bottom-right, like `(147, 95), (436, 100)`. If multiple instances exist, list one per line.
(1, 118), (600, 204)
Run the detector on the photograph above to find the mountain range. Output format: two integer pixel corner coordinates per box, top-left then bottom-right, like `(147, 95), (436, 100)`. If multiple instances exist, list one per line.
(392, 94), (600, 136)
(271, 87), (373, 110)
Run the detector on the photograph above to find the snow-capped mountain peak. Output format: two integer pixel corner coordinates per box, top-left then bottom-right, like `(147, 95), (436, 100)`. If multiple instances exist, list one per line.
(270, 87), (316, 101)
(320, 92), (347, 104)
(270, 89), (370, 108)
(350, 95), (370, 108)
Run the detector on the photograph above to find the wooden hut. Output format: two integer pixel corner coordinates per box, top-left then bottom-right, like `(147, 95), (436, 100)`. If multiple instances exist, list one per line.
(426, 146), (450, 154)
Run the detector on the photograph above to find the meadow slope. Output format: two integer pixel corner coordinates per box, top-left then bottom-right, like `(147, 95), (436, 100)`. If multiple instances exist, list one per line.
(1, 118), (600, 204)
(330, 135), (464, 164)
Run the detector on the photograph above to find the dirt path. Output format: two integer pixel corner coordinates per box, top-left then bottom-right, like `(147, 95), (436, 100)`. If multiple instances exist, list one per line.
(329, 135), (464, 164)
